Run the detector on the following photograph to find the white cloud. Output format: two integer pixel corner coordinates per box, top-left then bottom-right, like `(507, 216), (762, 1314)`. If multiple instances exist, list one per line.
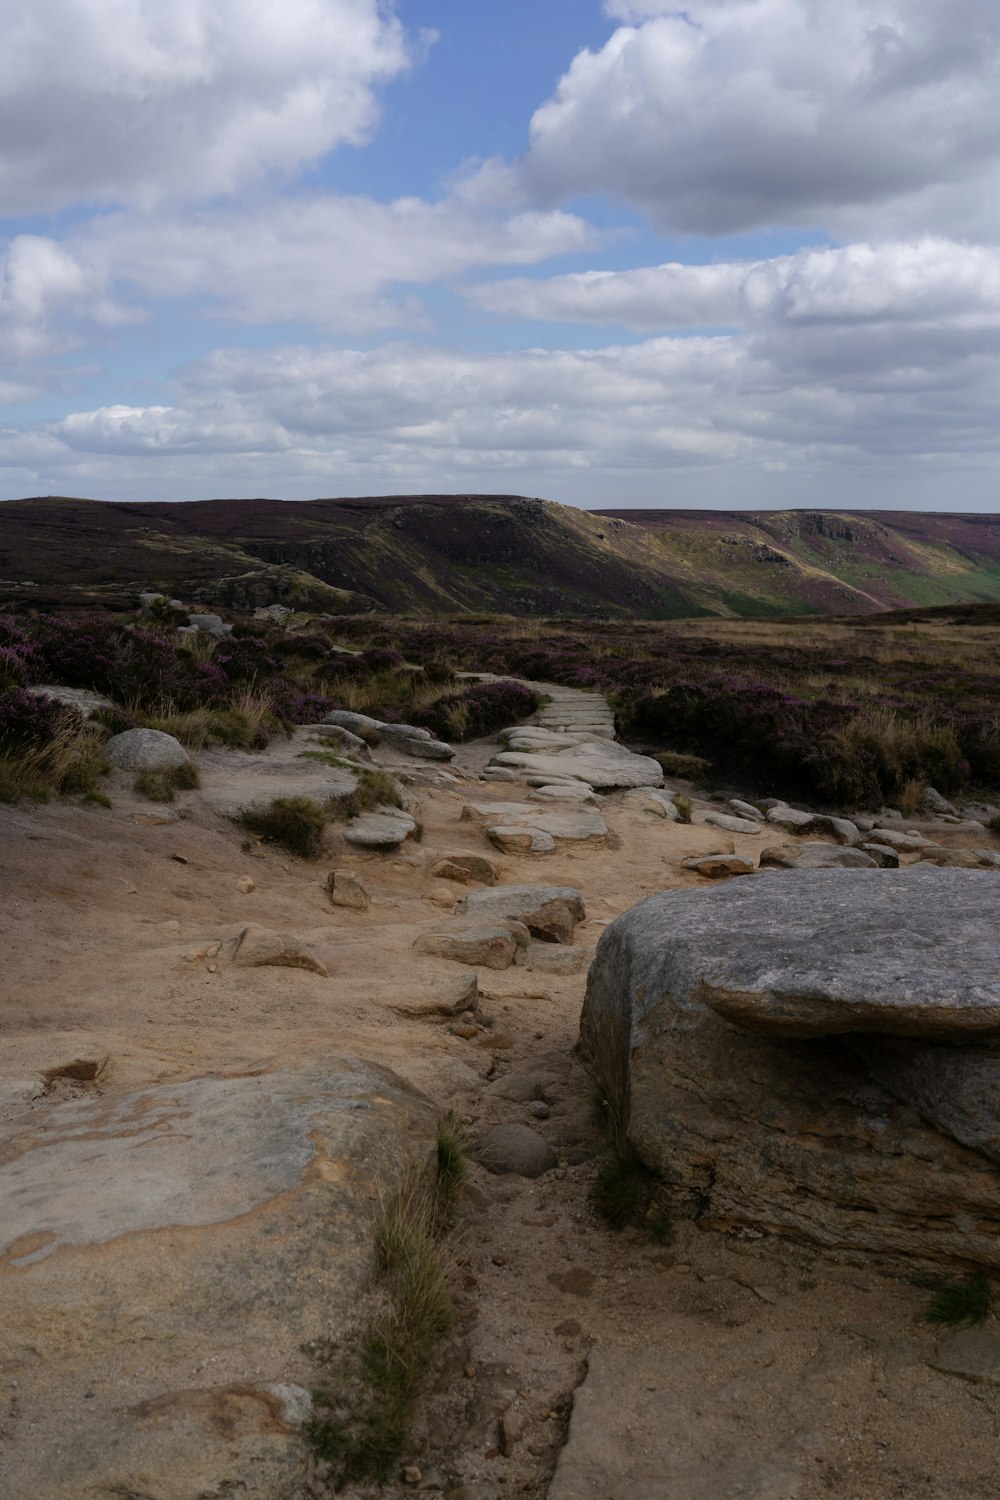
(472, 240), (1000, 333)
(521, 1), (1000, 236)
(0, 0), (410, 214)
(80, 196), (592, 332)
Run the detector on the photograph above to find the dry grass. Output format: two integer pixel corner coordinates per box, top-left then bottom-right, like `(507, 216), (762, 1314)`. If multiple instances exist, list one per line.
(0, 719), (111, 804)
(140, 688), (277, 749)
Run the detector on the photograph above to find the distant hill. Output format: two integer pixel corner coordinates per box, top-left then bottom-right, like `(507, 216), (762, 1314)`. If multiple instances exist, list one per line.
(3, 493), (1000, 618)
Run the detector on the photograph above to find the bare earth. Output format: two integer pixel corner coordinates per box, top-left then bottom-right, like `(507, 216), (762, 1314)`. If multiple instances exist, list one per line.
(1, 710), (999, 1500)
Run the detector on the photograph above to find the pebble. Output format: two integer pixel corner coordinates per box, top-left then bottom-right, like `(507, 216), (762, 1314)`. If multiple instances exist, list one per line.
(235, 876), (255, 894)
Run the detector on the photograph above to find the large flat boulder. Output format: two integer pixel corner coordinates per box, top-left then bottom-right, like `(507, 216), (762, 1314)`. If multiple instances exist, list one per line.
(458, 883), (585, 944)
(0, 1059), (437, 1498)
(489, 740), (662, 791)
(580, 871), (1000, 1268)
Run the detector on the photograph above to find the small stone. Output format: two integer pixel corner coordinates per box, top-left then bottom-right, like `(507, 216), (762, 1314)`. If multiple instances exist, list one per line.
(402, 1466), (422, 1485)
(487, 825), (557, 855)
(232, 925), (328, 976)
(235, 876), (256, 894)
(478, 1123), (557, 1177)
(930, 1327), (1000, 1383)
(529, 1100), (551, 1119)
(327, 870), (371, 911)
(704, 812), (761, 835)
(682, 853), (755, 879)
(427, 853), (499, 886)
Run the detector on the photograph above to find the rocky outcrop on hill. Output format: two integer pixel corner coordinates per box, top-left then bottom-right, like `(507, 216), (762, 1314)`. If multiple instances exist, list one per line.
(580, 870), (1000, 1268)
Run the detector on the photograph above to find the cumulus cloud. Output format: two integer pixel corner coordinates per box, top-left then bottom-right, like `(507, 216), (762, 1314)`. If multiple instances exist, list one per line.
(521, 1), (1000, 236)
(472, 240), (1000, 333)
(0, 0), (410, 214)
(80, 196), (592, 332)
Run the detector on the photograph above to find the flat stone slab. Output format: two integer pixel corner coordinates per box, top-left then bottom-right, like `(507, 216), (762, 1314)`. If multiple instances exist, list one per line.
(343, 811), (415, 849)
(632, 869), (1000, 1040)
(490, 741), (662, 791)
(232, 925), (328, 976)
(0, 1059), (436, 1497)
(704, 811), (761, 835)
(930, 1328), (1000, 1383)
(487, 825), (556, 855)
(760, 843), (877, 871)
(413, 922), (518, 969)
(682, 853), (756, 879)
(459, 883), (585, 944)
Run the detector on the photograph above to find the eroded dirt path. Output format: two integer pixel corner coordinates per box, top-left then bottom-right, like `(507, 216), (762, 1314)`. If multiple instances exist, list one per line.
(1, 688), (999, 1500)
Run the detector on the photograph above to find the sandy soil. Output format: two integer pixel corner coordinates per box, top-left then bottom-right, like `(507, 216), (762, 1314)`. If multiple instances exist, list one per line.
(1, 724), (999, 1500)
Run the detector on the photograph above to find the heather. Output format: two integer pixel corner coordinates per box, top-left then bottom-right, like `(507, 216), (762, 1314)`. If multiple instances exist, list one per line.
(0, 688), (109, 803)
(417, 679), (541, 742)
(321, 612), (1000, 808)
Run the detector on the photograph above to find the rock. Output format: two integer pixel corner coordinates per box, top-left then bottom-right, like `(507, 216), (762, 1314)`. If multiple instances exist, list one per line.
(530, 783), (596, 802)
(28, 684), (113, 717)
(235, 876), (256, 894)
(458, 884), (586, 944)
(580, 872), (1000, 1267)
(870, 827), (941, 853)
(413, 923), (518, 970)
(253, 604), (293, 622)
(461, 800), (538, 825)
(682, 853), (756, 879)
(487, 1073), (546, 1103)
(918, 847), (1000, 870)
(521, 809), (608, 846)
(306, 723), (371, 758)
(851, 1034), (1000, 1165)
(478, 1124), (557, 1178)
(516, 943), (587, 975)
(327, 870), (371, 910)
(808, 814), (861, 846)
(429, 884), (457, 908)
(186, 612), (231, 638)
(922, 787), (958, 816)
(106, 728), (191, 772)
(765, 805), (814, 832)
(489, 740), (663, 791)
(391, 972), (479, 1019)
(759, 842), (877, 870)
(427, 854), (499, 886)
(930, 1328), (1000, 1382)
(343, 812), (415, 850)
(486, 826), (556, 855)
(232, 925), (328, 976)
(321, 710), (382, 737)
(976, 850), (1000, 868)
(729, 798), (761, 820)
(387, 732), (455, 762)
(703, 811), (761, 835)
(0, 1058), (436, 1499)
(480, 767), (521, 782)
(862, 842), (901, 868)
(621, 787), (681, 820)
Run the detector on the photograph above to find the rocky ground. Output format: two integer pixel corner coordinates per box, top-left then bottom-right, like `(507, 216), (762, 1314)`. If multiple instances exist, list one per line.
(1, 684), (999, 1500)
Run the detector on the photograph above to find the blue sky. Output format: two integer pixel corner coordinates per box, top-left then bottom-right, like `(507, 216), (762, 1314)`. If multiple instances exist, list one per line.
(2, 0), (1000, 509)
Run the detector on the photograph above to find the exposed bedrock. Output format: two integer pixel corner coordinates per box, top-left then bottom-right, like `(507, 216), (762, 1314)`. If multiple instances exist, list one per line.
(580, 869), (1000, 1269)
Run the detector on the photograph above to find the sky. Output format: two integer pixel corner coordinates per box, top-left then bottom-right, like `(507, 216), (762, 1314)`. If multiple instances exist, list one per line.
(2, 0), (1000, 511)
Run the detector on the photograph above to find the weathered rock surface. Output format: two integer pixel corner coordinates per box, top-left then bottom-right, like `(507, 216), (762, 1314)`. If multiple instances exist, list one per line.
(461, 800), (539, 825)
(28, 683), (113, 717)
(930, 1327), (1000, 1383)
(682, 853), (756, 879)
(413, 922), (518, 970)
(918, 847), (1000, 870)
(515, 942), (587, 975)
(622, 787), (681, 820)
(327, 869), (371, 910)
(390, 971), (479, 1019)
(489, 739), (662, 791)
(759, 842), (877, 870)
(0, 1059), (437, 1499)
(232, 925), (328, 976)
(106, 727), (191, 772)
(343, 810), (416, 850)
(486, 825), (556, 855)
(529, 783), (597, 802)
(870, 827), (941, 853)
(703, 811), (761, 835)
(863, 842), (901, 868)
(477, 1123), (557, 1178)
(580, 872), (1000, 1267)
(458, 884), (586, 944)
(427, 853), (499, 886)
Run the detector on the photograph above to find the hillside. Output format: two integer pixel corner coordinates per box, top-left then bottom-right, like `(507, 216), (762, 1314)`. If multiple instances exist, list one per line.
(3, 493), (1000, 617)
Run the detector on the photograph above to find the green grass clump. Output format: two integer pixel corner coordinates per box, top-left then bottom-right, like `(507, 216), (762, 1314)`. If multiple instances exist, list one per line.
(986, 814), (1000, 834)
(133, 761), (200, 802)
(307, 1162), (458, 1486)
(656, 751), (711, 779)
(925, 1272), (992, 1327)
(0, 720), (111, 805)
(585, 1072), (670, 1238)
(435, 1111), (469, 1221)
(297, 751), (402, 822)
(673, 793), (693, 824)
(236, 795), (328, 858)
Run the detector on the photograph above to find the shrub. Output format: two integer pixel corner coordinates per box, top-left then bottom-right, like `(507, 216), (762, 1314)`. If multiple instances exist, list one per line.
(925, 1272), (992, 1327)
(655, 751), (711, 779)
(0, 692), (110, 803)
(418, 679), (540, 742)
(673, 793), (692, 823)
(134, 762), (200, 803)
(236, 796), (328, 857)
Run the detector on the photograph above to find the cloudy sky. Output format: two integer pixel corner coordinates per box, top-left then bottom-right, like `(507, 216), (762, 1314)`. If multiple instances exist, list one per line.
(2, 0), (1000, 510)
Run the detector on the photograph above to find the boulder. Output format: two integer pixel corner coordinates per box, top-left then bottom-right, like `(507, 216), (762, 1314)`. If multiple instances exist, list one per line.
(232, 926), (328, 976)
(413, 923), (518, 970)
(426, 853), (499, 886)
(343, 811), (416, 850)
(862, 842), (901, 868)
(28, 684), (112, 717)
(622, 788), (681, 821)
(530, 783), (597, 802)
(458, 884), (586, 945)
(186, 613), (231, 638)
(759, 843), (877, 870)
(461, 800), (539, 824)
(321, 710), (382, 737)
(477, 1123), (557, 1178)
(682, 853), (756, 879)
(0, 1058), (436, 1497)
(106, 728), (191, 772)
(327, 870), (371, 911)
(703, 811), (761, 835)
(917, 848), (999, 870)
(390, 972), (479, 1019)
(870, 827), (941, 853)
(489, 740), (663, 791)
(515, 943), (587, 975)
(580, 871), (1000, 1268)
(729, 798), (761, 821)
(487, 825), (557, 855)
(922, 786), (958, 817)
(808, 814), (861, 846)
(765, 805), (814, 832)
(480, 766), (521, 782)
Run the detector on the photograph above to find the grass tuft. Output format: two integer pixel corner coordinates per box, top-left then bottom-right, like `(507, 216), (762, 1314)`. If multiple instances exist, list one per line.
(925, 1272), (993, 1327)
(435, 1111), (469, 1221)
(655, 751), (711, 779)
(307, 1164), (457, 1486)
(133, 761), (200, 802)
(236, 795), (328, 858)
(673, 793), (693, 824)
